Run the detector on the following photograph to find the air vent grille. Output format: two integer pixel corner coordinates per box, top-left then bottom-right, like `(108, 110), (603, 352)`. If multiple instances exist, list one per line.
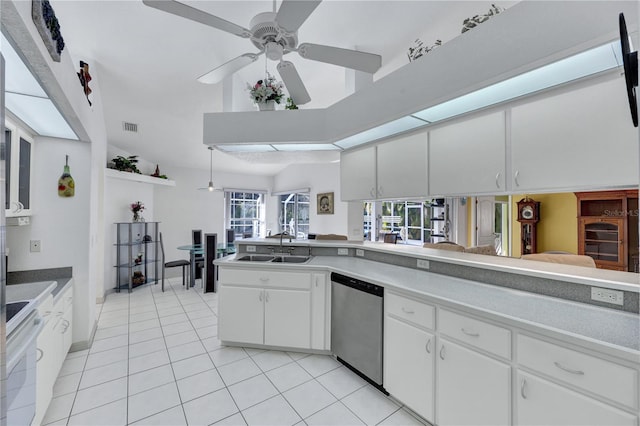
(123, 122), (138, 133)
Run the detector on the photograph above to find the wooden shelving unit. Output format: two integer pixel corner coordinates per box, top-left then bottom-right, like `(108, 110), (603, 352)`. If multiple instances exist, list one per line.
(576, 190), (639, 272)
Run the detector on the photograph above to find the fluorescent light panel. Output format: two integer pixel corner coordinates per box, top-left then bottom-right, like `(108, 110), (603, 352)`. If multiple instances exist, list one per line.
(334, 116), (428, 149)
(216, 144), (276, 152)
(271, 143), (340, 151)
(2, 32), (78, 140)
(414, 42), (621, 123)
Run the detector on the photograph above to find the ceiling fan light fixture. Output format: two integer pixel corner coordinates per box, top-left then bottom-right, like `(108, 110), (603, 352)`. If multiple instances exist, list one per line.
(265, 41), (284, 61)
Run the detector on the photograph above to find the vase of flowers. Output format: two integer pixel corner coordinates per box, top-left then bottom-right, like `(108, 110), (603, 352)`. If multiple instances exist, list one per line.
(247, 73), (284, 111)
(130, 201), (144, 222)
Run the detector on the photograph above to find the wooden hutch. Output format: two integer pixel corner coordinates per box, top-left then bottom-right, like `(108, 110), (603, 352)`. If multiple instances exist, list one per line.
(576, 190), (639, 272)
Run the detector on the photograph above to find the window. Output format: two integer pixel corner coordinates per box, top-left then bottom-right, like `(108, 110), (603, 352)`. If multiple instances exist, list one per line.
(226, 192), (265, 239)
(279, 193), (310, 239)
(365, 200), (434, 245)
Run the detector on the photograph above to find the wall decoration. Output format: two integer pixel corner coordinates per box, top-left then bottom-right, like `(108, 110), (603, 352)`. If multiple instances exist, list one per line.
(57, 155), (75, 197)
(317, 192), (334, 215)
(77, 61), (92, 106)
(31, 0), (65, 62)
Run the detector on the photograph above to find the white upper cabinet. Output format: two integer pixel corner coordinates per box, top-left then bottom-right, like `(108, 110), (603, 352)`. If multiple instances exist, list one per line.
(340, 145), (376, 201)
(340, 132), (428, 201)
(511, 77), (638, 192)
(429, 111), (506, 196)
(376, 132), (428, 199)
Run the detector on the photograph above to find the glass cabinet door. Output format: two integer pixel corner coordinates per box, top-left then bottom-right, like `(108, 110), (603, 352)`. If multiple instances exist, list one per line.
(580, 218), (625, 268)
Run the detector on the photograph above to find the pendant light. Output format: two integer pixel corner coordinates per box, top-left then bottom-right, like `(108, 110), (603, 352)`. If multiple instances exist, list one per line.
(198, 147), (216, 191)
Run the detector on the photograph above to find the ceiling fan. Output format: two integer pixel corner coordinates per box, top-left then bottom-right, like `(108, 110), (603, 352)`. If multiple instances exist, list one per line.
(197, 146), (221, 191)
(142, 0), (382, 105)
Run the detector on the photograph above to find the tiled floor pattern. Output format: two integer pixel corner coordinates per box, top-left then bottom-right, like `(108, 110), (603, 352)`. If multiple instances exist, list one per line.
(42, 278), (429, 426)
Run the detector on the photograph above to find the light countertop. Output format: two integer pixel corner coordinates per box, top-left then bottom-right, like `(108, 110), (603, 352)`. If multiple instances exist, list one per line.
(217, 253), (640, 363)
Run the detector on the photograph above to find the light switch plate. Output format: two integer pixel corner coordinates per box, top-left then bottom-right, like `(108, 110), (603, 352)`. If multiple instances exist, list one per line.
(337, 248), (349, 256)
(246, 245), (256, 252)
(356, 249), (365, 257)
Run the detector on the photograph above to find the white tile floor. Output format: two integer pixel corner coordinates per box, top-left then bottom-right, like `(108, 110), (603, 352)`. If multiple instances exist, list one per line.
(42, 277), (429, 426)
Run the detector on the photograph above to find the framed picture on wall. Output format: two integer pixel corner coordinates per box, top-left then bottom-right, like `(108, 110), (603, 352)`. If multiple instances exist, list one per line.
(317, 192), (334, 215)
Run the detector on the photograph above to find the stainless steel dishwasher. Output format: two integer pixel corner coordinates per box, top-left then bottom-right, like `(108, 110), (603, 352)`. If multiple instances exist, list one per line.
(331, 272), (386, 393)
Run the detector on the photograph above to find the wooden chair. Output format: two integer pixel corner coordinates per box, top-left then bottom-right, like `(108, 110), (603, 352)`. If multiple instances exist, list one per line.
(159, 232), (190, 292)
(383, 233), (398, 244)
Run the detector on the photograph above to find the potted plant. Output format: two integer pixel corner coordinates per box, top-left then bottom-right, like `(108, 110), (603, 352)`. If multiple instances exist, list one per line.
(247, 73), (285, 111)
(110, 155), (141, 174)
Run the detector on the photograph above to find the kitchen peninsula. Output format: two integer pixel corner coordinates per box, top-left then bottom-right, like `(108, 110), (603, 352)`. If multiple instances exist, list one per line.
(215, 239), (639, 426)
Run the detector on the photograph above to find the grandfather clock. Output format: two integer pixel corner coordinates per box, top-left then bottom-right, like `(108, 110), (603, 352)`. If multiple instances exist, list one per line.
(517, 197), (540, 255)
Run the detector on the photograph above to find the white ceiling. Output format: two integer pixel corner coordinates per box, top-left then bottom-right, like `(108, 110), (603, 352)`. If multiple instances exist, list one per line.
(50, 0), (517, 176)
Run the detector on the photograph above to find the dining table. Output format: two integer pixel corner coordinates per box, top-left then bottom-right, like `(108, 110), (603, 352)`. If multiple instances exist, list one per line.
(177, 244), (204, 290)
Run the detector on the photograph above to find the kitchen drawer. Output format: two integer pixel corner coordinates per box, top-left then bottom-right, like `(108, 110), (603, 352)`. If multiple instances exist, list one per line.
(439, 309), (511, 359)
(518, 334), (638, 409)
(37, 294), (54, 323)
(386, 292), (434, 329)
(219, 268), (311, 290)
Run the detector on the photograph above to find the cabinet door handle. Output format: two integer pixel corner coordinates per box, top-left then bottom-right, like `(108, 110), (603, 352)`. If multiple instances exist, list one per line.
(461, 327), (480, 337)
(401, 307), (415, 314)
(554, 361), (584, 375)
(259, 277), (269, 282)
(36, 348), (44, 362)
(439, 345), (445, 360)
(425, 339), (431, 354)
(370, 188), (376, 198)
(259, 291), (263, 302)
(520, 378), (527, 399)
(495, 172), (501, 189)
(265, 291), (270, 302)
(514, 170), (520, 187)
(378, 186), (383, 196)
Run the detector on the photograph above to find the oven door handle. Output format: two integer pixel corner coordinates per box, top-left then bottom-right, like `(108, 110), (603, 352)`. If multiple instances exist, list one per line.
(7, 317), (44, 372)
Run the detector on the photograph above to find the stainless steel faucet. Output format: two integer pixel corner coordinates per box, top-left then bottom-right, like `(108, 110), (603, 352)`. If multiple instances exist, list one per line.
(279, 231), (292, 253)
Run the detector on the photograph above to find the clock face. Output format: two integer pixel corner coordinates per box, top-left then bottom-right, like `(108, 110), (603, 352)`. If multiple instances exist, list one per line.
(521, 205), (534, 220)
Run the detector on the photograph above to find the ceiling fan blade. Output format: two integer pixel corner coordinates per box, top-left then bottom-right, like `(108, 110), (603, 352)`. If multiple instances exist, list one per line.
(298, 43), (382, 73)
(197, 53), (261, 84)
(275, 0), (322, 33)
(142, 0), (251, 38)
(277, 61), (311, 105)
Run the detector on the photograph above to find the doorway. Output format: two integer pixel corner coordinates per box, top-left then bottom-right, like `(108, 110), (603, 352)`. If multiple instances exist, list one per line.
(476, 196), (509, 255)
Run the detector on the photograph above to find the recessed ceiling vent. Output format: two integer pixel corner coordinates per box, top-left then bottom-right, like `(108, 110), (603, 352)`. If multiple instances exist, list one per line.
(122, 122), (138, 133)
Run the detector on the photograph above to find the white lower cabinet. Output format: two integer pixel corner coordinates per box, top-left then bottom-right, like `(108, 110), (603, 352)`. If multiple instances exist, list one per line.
(517, 371), (637, 426)
(264, 289), (310, 348)
(436, 338), (511, 426)
(34, 284), (74, 426)
(219, 286), (264, 345)
(384, 315), (434, 422)
(218, 268), (327, 350)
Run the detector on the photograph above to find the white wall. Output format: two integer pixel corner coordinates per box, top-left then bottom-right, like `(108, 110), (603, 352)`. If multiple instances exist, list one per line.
(270, 162), (348, 237)
(5, 0), (109, 349)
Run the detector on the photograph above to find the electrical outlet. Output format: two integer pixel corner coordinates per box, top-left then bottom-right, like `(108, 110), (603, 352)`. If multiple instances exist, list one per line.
(417, 259), (430, 269)
(591, 287), (624, 306)
(30, 240), (41, 253)
(337, 248), (349, 256)
(356, 249), (365, 257)
(246, 245), (256, 252)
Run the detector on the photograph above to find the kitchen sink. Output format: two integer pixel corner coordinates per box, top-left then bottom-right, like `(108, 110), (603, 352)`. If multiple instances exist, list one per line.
(271, 255), (312, 263)
(236, 255), (275, 262)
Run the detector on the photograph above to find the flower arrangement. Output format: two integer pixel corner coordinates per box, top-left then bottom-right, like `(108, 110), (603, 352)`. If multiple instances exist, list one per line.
(130, 201), (144, 222)
(247, 73), (285, 104)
